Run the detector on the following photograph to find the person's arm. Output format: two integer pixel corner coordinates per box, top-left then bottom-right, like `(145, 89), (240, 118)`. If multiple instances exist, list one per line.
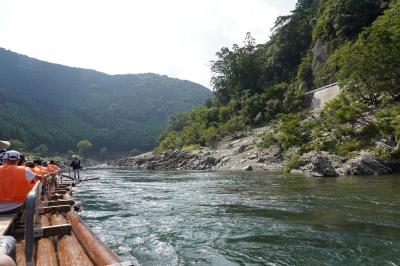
(25, 168), (37, 185)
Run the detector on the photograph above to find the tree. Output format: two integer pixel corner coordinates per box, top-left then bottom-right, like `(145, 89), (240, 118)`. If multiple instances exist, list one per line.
(76, 139), (93, 158)
(129, 149), (141, 157)
(9, 139), (27, 152)
(33, 144), (48, 157)
(334, 0), (400, 105)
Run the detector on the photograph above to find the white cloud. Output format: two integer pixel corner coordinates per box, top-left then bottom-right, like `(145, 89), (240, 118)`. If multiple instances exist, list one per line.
(0, 0), (296, 88)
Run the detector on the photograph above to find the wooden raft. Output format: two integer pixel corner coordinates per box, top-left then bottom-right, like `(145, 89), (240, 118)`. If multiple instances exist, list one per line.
(1, 177), (135, 266)
(0, 214), (16, 236)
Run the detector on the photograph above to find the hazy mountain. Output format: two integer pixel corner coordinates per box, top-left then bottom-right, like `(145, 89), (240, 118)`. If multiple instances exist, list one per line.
(0, 48), (212, 156)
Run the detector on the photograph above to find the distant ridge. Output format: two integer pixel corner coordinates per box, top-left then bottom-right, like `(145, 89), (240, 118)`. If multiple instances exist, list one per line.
(0, 48), (212, 157)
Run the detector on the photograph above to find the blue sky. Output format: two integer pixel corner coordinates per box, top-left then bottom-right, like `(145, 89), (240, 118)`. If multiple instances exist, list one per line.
(0, 0), (297, 88)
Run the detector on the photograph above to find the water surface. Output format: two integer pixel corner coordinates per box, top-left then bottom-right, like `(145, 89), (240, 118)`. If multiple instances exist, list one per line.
(74, 168), (400, 265)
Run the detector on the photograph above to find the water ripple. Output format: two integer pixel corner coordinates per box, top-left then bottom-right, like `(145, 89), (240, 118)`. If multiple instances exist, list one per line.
(74, 169), (400, 265)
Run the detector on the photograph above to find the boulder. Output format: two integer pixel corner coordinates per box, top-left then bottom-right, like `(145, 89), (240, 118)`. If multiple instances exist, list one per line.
(297, 151), (338, 177)
(234, 145), (247, 154)
(242, 165), (253, 171)
(347, 153), (392, 176)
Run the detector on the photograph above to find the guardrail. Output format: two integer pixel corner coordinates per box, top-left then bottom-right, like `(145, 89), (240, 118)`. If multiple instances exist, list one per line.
(24, 181), (41, 266)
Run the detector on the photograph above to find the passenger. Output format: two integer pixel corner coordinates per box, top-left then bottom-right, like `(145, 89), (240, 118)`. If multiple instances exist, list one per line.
(47, 160), (60, 173)
(26, 161), (44, 185)
(17, 153), (25, 166)
(41, 161), (50, 175)
(0, 254), (16, 266)
(0, 150), (37, 214)
(69, 155), (81, 180)
(0, 140), (10, 166)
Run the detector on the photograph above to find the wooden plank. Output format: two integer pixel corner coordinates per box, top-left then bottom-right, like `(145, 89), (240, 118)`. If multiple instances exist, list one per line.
(48, 194), (64, 201)
(16, 240), (26, 266)
(10, 224), (71, 239)
(50, 214), (94, 266)
(54, 190), (67, 194)
(0, 214), (16, 236)
(35, 215), (58, 266)
(39, 205), (71, 215)
(44, 200), (74, 207)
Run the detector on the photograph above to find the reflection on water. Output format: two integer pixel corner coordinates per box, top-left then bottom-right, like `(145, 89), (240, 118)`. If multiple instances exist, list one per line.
(74, 169), (400, 265)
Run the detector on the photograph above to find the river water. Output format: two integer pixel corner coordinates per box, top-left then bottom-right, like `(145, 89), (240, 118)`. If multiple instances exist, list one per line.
(74, 168), (400, 265)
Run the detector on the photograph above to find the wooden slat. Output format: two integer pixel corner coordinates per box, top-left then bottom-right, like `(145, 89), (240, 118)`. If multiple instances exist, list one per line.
(39, 205), (71, 215)
(50, 214), (93, 266)
(10, 224), (71, 239)
(45, 200), (74, 207)
(35, 215), (58, 266)
(0, 214), (16, 235)
(16, 240), (26, 266)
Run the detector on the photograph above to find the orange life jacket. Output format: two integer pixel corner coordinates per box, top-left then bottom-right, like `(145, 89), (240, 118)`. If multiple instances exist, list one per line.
(48, 164), (59, 173)
(41, 166), (50, 175)
(0, 165), (35, 204)
(31, 167), (44, 184)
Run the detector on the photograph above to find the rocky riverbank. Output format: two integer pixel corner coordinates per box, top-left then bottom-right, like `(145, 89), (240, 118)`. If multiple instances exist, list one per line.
(108, 126), (399, 177)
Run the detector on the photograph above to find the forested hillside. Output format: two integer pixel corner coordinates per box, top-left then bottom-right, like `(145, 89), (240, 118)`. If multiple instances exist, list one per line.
(157, 0), (399, 162)
(0, 48), (211, 157)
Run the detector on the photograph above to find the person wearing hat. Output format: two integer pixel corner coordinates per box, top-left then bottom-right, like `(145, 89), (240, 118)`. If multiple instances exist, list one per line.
(0, 140), (10, 165)
(69, 155), (81, 180)
(0, 150), (37, 213)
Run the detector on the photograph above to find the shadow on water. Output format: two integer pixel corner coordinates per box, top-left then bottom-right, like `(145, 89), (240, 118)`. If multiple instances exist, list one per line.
(74, 169), (400, 266)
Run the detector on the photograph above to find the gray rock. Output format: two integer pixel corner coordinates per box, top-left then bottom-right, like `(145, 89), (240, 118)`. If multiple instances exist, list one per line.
(347, 153), (392, 176)
(242, 165), (253, 171)
(297, 152), (338, 177)
(235, 145), (247, 154)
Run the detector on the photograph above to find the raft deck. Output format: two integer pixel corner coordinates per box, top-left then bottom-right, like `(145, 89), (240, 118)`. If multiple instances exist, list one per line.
(0, 176), (136, 266)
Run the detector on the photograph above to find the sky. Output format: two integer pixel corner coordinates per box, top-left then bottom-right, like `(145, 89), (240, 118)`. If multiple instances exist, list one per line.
(0, 0), (297, 88)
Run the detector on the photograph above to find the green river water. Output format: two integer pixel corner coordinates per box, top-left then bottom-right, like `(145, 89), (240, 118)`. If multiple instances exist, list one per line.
(74, 168), (400, 265)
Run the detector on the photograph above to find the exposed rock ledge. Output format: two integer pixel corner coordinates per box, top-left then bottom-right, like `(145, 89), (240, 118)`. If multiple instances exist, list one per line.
(108, 127), (399, 177)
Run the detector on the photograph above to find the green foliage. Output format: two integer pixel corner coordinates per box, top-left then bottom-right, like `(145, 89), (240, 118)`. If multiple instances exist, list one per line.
(155, 0), (398, 158)
(335, 139), (362, 157)
(376, 105), (400, 146)
(76, 139), (93, 157)
(259, 132), (276, 149)
(284, 155), (300, 173)
(9, 139), (27, 152)
(33, 144), (48, 157)
(181, 144), (202, 151)
(128, 149), (141, 157)
(313, 0), (388, 48)
(0, 48), (211, 157)
(275, 114), (304, 150)
(322, 93), (368, 124)
(158, 131), (182, 150)
(333, 0), (400, 105)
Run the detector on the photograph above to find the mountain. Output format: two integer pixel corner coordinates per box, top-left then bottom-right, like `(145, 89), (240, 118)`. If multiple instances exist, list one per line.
(155, 0), (400, 168)
(0, 48), (212, 156)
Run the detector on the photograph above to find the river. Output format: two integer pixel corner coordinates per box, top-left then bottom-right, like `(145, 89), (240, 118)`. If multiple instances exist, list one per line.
(73, 168), (400, 265)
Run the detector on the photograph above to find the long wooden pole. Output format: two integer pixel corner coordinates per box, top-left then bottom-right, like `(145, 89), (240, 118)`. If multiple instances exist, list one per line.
(65, 211), (121, 266)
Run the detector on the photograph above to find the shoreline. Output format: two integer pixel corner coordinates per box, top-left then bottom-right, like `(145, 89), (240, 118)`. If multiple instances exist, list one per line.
(108, 127), (399, 177)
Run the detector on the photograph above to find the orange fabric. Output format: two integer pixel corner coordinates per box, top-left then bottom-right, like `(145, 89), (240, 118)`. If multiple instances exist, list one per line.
(48, 164), (59, 173)
(31, 167), (44, 184)
(41, 166), (50, 174)
(0, 165), (35, 203)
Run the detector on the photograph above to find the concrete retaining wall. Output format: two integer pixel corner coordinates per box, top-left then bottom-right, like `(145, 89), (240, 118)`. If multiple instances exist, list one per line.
(305, 83), (341, 110)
